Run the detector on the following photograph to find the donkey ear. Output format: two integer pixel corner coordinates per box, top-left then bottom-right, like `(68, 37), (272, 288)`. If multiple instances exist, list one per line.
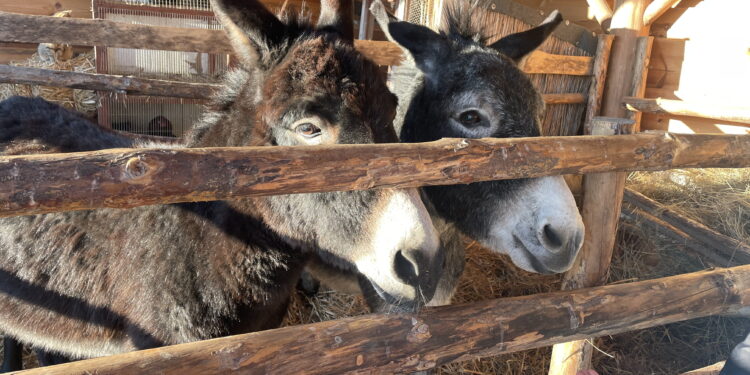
(211, 0), (288, 67)
(489, 10), (563, 62)
(317, 0), (355, 43)
(388, 22), (449, 73)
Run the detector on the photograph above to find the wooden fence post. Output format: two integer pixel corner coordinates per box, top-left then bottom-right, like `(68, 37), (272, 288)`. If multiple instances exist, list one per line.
(548, 0), (650, 373)
(548, 117), (635, 375)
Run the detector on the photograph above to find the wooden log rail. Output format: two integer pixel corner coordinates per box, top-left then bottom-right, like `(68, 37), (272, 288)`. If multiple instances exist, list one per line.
(622, 188), (750, 266)
(624, 97), (750, 126)
(1, 133), (750, 218)
(12, 265), (750, 375)
(0, 65), (586, 104)
(0, 11), (594, 74)
(0, 65), (221, 99)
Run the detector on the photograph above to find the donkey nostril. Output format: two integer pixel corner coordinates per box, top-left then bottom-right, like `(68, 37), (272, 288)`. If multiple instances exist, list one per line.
(394, 250), (419, 286)
(543, 224), (564, 249)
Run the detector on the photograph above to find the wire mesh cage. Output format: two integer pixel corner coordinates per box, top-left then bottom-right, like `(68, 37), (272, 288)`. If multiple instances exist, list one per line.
(399, 0), (440, 28)
(94, 0), (228, 137)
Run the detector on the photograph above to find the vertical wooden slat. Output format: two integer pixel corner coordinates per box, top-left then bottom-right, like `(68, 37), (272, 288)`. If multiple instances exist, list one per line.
(582, 34), (614, 134)
(548, 1), (650, 374)
(627, 36), (654, 129)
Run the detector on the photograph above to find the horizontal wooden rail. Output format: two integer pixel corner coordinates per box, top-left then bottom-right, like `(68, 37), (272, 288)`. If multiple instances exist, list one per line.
(520, 50), (594, 75)
(624, 97), (750, 126)
(14, 265), (750, 374)
(0, 11), (593, 74)
(0, 65), (585, 103)
(643, 0), (681, 26)
(1, 132), (750, 217)
(541, 93), (586, 105)
(0, 65), (221, 99)
(622, 188), (750, 266)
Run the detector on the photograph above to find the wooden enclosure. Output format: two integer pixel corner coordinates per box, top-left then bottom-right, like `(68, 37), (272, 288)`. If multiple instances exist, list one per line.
(0, 0), (748, 374)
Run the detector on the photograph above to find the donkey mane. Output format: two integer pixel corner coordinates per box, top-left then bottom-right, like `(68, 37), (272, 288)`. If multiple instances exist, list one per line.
(441, 0), (496, 44)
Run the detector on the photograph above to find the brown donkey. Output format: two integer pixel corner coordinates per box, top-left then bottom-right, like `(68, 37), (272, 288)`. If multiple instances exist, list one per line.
(0, 0), (442, 365)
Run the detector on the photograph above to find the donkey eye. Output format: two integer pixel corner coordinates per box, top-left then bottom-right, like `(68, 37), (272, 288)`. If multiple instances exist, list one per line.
(458, 110), (482, 126)
(295, 123), (321, 137)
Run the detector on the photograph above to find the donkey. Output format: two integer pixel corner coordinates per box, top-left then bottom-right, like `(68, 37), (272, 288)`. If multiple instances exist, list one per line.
(0, 0), (443, 365)
(305, 1), (585, 308)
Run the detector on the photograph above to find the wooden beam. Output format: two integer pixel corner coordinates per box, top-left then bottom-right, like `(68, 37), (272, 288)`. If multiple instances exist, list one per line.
(520, 50), (595, 76)
(549, 1), (650, 372)
(0, 0), (92, 19)
(0, 11), (232, 54)
(624, 97), (750, 126)
(0, 11), (593, 73)
(2, 133), (750, 218)
(541, 93), (587, 104)
(0, 65), (221, 99)
(12, 265), (750, 375)
(627, 36), (654, 129)
(584, 0), (613, 27)
(549, 117), (635, 375)
(0, 64), (586, 103)
(643, 0), (683, 26)
(583, 35), (615, 131)
(622, 188), (750, 266)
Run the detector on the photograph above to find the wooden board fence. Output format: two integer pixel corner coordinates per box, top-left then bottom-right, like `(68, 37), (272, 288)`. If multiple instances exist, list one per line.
(12, 265), (750, 375)
(0, 65), (221, 99)
(0, 11), (594, 74)
(0, 65), (587, 103)
(1, 132), (750, 218)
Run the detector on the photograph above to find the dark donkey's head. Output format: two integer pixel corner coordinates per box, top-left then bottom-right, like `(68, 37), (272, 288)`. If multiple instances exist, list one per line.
(383, 3), (583, 274)
(194, 0), (442, 307)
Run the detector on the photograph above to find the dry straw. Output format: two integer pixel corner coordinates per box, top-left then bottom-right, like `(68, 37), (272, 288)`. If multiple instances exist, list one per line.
(0, 51), (98, 117)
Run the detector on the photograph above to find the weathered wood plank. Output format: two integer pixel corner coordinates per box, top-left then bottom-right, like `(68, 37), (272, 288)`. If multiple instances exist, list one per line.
(583, 34), (614, 131)
(0, 65), (221, 99)
(12, 265), (750, 375)
(549, 117), (635, 375)
(541, 93), (587, 105)
(0, 0), (91, 18)
(627, 37), (654, 129)
(0, 11), (232, 53)
(622, 188), (750, 266)
(643, 0), (682, 26)
(625, 97), (750, 126)
(549, 1), (650, 373)
(584, 0), (613, 26)
(0, 65), (586, 103)
(0, 11), (593, 73)
(520, 50), (594, 76)
(1, 133), (750, 218)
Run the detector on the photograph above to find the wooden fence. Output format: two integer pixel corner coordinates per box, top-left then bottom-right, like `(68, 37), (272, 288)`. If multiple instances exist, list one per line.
(0, 7), (748, 375)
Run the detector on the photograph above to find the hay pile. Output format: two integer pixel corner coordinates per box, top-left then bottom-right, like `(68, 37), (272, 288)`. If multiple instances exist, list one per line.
(283, 168), (750, 375)
(0, 51), (97, 117)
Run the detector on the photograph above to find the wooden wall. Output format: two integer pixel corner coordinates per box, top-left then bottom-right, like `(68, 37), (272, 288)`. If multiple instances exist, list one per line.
(508, 0), (749, 134)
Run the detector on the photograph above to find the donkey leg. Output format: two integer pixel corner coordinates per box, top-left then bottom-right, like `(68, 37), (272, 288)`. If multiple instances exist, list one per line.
(1, 337), (23, 372)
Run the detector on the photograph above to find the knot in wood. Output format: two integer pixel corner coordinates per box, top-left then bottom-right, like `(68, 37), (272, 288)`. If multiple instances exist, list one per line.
(453, 139), (469, 152)
(124, 157), (148, 179)
(407, 317), (431, 343)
